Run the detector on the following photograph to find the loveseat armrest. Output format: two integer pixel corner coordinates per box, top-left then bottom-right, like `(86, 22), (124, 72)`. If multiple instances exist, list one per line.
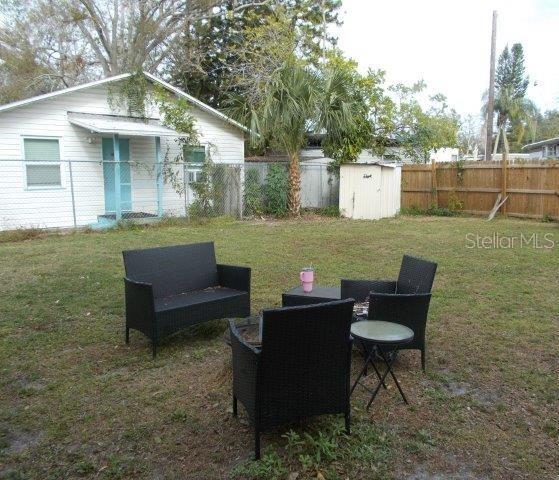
(229, 320), (260, 410)
(218, 264), (251, 293)
(124, 277), (156, 333)
(340, 279), (397, 301)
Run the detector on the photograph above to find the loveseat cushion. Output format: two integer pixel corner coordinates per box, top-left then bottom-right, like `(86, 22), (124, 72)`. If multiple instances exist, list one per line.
(154, 287), (246, 312)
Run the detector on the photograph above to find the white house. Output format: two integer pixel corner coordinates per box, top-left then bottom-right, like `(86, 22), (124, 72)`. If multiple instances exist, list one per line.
(299, 145), (458, 164)
(0, 71), (248, 231)
(522, 137), (559, 159)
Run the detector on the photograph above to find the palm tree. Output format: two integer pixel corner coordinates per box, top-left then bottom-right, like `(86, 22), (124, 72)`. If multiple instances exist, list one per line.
(492, 86), (538, 155)
(482, 43), (537, 156)
(230, 58), (359, 215)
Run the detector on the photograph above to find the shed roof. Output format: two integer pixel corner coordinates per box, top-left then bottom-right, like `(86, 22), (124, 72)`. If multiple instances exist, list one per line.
(341, 161), (401, 168)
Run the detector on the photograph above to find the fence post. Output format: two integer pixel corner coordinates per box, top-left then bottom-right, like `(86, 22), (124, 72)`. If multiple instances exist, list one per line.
(182, 162), (188, 217)
(155, 136), (163, 217)
(68, 160), (77, 228)
(501, 140), (508, 216)
(431, 159), (438, 207)
(185, 162), (190, 217)
(238, 164), (244, 219)
(113, 133), (122, 222)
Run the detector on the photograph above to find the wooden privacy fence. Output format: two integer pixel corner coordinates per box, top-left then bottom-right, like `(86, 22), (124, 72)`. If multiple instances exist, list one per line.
(401, 161), (559, 220)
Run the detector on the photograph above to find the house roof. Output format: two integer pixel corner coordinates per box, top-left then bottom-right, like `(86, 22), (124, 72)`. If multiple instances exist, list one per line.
(67, 112), (178, 137)
(522, 137), (559, 151)
(0, 71), (250, 134)
(341, 161), (401, 169)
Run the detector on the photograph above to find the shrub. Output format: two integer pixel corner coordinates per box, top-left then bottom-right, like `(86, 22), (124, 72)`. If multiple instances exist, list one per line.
(0, 227), (43, 243)
(263, 164), (288, 216)
(189, 160), (229, 218)
(313, 205), (341, 217)
(400, 204), (459, 217)
(447, 192), (464, 212)
(244, 168), (264, 216)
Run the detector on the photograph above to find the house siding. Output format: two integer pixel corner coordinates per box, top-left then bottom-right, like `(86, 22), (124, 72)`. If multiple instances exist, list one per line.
(0, 82), (245, 230)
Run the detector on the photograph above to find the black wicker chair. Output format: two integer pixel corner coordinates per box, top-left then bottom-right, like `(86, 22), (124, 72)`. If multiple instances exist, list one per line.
(341, 254), (437, 371)
(230, 299), (355, 460)
(123, 242), (250, 358)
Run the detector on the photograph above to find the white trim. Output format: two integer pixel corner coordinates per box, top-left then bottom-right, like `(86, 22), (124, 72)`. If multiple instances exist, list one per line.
(21, 136), (65, 190)
(0, 71), (250, 134)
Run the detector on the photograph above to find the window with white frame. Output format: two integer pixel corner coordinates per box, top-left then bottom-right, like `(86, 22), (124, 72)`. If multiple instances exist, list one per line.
(184, 145), (205, 184)
(188, 170), (200, 183)
(544, 145), (557, 158)
(24, 138), (62, 188)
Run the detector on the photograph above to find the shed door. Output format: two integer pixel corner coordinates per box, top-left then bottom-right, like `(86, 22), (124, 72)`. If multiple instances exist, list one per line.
(352, 166), (382, 219)
(102, 138), (131, 213)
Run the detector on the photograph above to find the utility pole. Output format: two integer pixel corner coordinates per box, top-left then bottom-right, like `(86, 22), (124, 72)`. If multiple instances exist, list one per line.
(321, 0), (327, 62)
(485, 10), (497, 161)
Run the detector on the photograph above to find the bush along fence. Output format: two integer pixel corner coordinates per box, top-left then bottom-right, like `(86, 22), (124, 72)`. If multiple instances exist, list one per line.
(401, 159), (559, 220)
(0, 158), (243, 231)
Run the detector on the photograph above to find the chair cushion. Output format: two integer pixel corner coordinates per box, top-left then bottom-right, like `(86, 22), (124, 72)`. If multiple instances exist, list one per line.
(154, 287), (246, 312)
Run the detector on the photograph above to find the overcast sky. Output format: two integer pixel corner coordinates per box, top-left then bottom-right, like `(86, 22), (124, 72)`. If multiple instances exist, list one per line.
(333, 0), (558, 119)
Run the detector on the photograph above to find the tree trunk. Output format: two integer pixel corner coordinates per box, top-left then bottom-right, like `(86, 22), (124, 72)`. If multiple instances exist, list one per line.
(287, 150), (301, 216)
(492, 126), (500, 156)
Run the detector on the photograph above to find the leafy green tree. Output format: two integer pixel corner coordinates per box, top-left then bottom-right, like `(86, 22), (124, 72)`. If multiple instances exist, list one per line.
(534, 110), (559, 142)
(169, 0), (342, 108)
(227, 20), (361, 215)
(384, 82), (459, 163)
(0, 0), (274, 102)
(484, 43), (537, 153)
(458, 114), (483, 158)
(321, 53), (391, 169)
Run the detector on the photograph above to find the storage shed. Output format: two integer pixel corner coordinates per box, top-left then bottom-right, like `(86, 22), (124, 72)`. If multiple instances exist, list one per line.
(339, 162), (401, 220)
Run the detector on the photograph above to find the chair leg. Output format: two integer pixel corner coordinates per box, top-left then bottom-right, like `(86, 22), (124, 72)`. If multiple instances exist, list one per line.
(421, 348), (426, 372)
(125, 326), (130, 344)
(152, 340), (157, 359)
(232, 396), (238, 417)
(345, 410), (351, 435)
(254, 427), (260, 460)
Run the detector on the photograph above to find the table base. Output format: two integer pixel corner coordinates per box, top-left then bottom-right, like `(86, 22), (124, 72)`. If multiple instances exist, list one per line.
(351, 340), (409, 408)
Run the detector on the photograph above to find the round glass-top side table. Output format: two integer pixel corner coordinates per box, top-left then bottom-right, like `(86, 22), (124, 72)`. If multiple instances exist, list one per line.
(350, 320), (414, 408)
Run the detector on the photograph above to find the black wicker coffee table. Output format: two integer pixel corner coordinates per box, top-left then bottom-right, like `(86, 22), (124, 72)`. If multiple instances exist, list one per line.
(350, 320), (414, 409)
(282, 285), (341, 307)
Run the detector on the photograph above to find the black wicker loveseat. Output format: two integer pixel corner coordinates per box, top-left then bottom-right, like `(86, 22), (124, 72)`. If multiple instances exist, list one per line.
(123, 242), (250, 358)
(230, 299), (355, 459)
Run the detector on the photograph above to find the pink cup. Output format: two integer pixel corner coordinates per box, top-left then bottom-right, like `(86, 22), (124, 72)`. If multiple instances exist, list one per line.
(300, 269), (314, 293)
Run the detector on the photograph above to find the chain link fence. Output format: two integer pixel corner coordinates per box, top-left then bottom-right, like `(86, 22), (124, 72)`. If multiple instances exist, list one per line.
(0, 158), (244, 231)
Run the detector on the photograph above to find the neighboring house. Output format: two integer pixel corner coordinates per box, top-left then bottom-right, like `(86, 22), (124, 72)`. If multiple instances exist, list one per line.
(0, 71), (248, 231)
(522, 137), (559, 159)
(299, 145), (458, 164)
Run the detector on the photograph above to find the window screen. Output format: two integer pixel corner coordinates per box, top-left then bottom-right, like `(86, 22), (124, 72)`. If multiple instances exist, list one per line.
(24, 138), (61, 187)
(26, 164), (62, 186)
(184, 145), (205, 164)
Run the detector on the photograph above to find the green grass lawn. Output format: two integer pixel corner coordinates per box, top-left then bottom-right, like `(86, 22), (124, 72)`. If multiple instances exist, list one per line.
(1, 215), (558, 479)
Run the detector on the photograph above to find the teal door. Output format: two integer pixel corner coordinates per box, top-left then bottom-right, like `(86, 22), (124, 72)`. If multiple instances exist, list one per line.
(102, 138), (132, 213)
